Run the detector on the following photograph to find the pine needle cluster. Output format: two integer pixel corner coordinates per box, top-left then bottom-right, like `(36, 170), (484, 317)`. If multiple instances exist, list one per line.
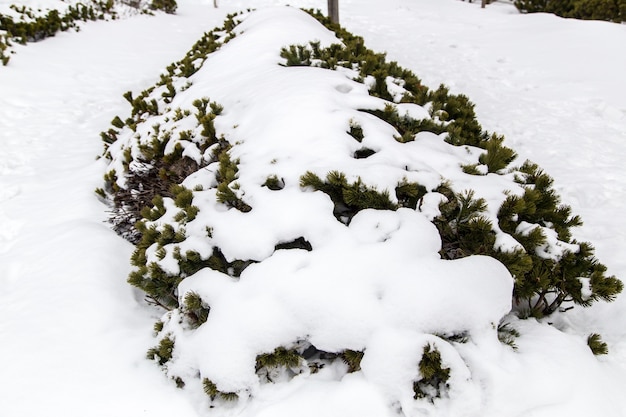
(413, 344), (451, 402)
(202, 378), (239, 402)
(215, 149), (252, 212)
(433, 186), (496, 260)
(255, 347), (303, 383)
(587, 333), (609, 355)
(497, 322), (520, 351)
(340, 349), (365, 373)
(263, 175), (285, 191)
(254, 343), (365, 383)
(182, 291), (210, 328)
(147, 334), (176, 365)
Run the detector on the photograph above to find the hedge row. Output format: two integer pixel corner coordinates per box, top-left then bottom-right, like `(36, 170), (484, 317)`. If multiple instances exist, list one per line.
(515, 0), (626, 23)
(0, 0), (177, 65)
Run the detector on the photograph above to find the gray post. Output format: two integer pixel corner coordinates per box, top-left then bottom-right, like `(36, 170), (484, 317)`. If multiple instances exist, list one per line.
(328, 0), (339, 24)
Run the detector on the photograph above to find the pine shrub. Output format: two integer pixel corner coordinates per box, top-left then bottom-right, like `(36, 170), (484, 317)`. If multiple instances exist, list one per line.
(515, 0), (625, 22)
(0, 1), (178, 66)
(103, 8), (621, 321)
(97, 9), (622, 409)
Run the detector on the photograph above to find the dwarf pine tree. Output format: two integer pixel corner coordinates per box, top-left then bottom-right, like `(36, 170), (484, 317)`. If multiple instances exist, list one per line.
(97, 9), (622, 409)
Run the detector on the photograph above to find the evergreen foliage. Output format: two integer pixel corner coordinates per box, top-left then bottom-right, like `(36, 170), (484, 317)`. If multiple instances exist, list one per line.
(150, 0), (177, 14)
(434, 187), (496, 260)
(339, 349), (364, 373)
(497, 322), (520, 350)
(97, 10), (622, 408)
(300, 171), (396, 223)
(515, 0), (625, 22)
(147, 334), (175, 365)
(202, 378), (239, 402)
(215, 150), (252, 212)
(98, 13), (244, 243)
(413, 344), (451, 402)
(182, 291), (210, 328)
(128, 213), (255, 308)
(432, 173), (622, 316)
(497, 162), (622, 316)
(478, 133), (517, 173)
(263, 175), (285, 191)
(587, 333), (609, 355)
(281, 20), (497, 151)
(347, 120), (364, 142)
(0, 0), (179, 65)
(255, 347), (303, 383)
(395, 179), (428, 210)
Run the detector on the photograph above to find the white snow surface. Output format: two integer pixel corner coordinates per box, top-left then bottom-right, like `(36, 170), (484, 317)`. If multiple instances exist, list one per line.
(1, 1), (626, 417)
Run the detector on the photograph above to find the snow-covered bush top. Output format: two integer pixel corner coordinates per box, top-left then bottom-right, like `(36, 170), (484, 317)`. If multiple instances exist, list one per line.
(98, 6), (621, 415)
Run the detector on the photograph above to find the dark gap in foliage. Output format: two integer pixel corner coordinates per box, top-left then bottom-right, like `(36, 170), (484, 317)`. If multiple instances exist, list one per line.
(274, 237), (313, 252)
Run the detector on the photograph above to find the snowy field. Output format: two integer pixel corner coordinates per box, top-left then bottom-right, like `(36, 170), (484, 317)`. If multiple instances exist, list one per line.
(1, 1), (625, 416)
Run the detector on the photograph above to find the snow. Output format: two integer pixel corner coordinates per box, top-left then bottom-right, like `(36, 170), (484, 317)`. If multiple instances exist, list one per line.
(1, 1), (626, 417)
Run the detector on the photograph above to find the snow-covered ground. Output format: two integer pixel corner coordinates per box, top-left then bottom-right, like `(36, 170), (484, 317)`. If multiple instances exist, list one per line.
(1, 1), (625, 416)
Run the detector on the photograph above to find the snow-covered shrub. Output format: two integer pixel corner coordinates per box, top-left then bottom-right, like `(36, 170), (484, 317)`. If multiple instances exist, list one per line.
(515, 0), (625, 23)
(0, 0), (177, 65)
(149, 0), (177, 14)
(99, 6), (621, 414)
(0, 31), (10, 65)
(292, 9), (622, 318)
